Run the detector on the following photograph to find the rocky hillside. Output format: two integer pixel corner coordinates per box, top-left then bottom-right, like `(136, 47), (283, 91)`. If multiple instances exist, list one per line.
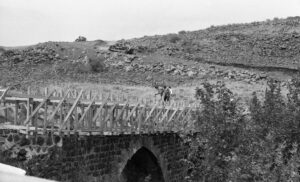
(116, 16), (300, 70)
(0, 17), (299, 90)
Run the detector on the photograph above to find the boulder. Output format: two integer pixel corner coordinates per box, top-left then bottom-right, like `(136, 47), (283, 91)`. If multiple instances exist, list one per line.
(124, 65), (133, 72)
(187, 70), (197, 77)
(75, 36), (87, 42)
(146, 75), (152, 81)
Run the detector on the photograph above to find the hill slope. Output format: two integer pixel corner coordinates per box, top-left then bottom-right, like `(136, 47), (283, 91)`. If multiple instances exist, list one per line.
(0, 17), (299, 94)
(123, 16), (300, 70)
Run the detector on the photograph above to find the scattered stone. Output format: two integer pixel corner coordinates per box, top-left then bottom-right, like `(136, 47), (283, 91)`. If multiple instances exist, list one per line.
(124, 65), (133, 72)
(146, 75), (152, 81)
(187, 71), (197, 77)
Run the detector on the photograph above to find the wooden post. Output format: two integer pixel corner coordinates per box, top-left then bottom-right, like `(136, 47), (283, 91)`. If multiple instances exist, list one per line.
(43, 100), (48, 134)
(166, 109), (178, 130)
(26, 98), (32, 137)
(51, 103), (55, 135)
(32, 101), (38, 135)
(14, 101), (18, 125)
(61, 90), (83, 130)
(136, 107), (146, 133)
(67, 103), (71, 136)
(47, 90), (70, 124)
(74, 105), (78, 132)
(89, 90), (92, 100)
(60, 103), (63, 128)
(3, 101), (7, 123)
(80, 105), (85, 128)
(23, 90), (55, 125)
(27, 86), (31, 95)
(125, 103), (140, 132)
(143, 102), (159, 125)
(44, 87), (49, 97)
(152, 107), (164, 131)
(78, 96), (97, 129)
(110, 93), (113, 102)
(159, 104), (174, 129)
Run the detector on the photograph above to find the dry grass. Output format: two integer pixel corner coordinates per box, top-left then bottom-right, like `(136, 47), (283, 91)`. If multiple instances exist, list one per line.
(43, 79), (282, 105)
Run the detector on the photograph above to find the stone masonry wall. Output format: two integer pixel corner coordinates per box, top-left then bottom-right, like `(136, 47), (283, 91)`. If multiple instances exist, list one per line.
(0, 129), (188, 182)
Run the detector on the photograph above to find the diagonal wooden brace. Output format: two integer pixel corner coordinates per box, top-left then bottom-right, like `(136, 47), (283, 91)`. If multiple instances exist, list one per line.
(47, 89), (70, 124)
(78, 95), (97, 126)
(60, 90), (83, 129)
(24, 90), (55, 125)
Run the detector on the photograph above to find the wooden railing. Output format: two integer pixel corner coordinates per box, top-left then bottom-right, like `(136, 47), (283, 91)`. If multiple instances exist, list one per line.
(26, 86), (197, 109)
(0, 87), (198, 136)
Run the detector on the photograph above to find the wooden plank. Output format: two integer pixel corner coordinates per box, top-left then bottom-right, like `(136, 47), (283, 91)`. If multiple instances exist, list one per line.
(24, 90), (55, 125)
(51, 103), (55, 135)
(3, 101), (7, 123)
(92, 95), (110, 122)
(103, 104), (118, 131)
(43, 100), (48, 134)
(67, 103), (71, 135)
(32, 102), (37, 134)
(78, 95), (97, 129)
(125, 102), (140, 121)
(158, 104), (174, 127)
(14, 101), (18, 125)
(143, 102), (159, 124)
(181, 108), (193, 130)
(115, 102), (129, 132)
(166, 109), (178, 126)
(115, 101), (129, 121)
(151, 107), (165, 130)
(125, 102), (140, 131)
(80, 105), (85, 128)
(26, 98), (32, 136)
(74, 105), (78, 131)
(136, 107), (146, 133)
(47, 90), (71, 124)
(44, 87), (49, 97)
(0, 87), (10, 101)
(60, 90), (83, 129)
(88, 90), (92, 100)
(59, 104), (63, 128)
(0, 105), (14, 111)
(174, 107), (187, 123)
(27, 86), (31, 95)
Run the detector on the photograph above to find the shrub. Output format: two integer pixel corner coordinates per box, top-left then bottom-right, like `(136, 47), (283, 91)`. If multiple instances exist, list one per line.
(186, 74), (300, 181)
(178, 30), (187, 35)
(168, 34), (181, 43)
(84, 55), (106, 73)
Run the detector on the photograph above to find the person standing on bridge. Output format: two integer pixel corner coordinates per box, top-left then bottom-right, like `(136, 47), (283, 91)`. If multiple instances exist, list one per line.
(163, 86), (171, 104)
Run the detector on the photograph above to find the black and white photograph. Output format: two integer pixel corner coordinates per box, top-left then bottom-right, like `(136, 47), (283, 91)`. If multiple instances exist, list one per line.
(0, 0), (300, 181)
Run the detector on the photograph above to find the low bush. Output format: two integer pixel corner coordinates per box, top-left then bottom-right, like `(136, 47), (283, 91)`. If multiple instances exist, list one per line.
(186, 73), (300, 181)
(168, 34), (181, 43)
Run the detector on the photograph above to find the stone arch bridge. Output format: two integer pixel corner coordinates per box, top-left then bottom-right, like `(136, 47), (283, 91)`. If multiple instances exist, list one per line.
(0, 87), (197, 182)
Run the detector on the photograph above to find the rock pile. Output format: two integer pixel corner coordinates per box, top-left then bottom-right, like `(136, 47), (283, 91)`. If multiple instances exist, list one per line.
(0, 45), (61, 66)
(104, 52), (270, 84)
(108, 41), (134, 54)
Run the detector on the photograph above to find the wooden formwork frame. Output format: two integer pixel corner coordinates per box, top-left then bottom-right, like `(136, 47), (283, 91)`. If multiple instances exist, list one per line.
(1, 87), (197, 134)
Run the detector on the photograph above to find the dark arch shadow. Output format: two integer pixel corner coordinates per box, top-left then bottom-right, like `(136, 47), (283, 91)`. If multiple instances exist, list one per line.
(121, 147), (165, 182)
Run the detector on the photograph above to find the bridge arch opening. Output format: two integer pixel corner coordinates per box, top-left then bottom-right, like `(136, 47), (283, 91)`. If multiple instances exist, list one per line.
(121, 147), (165, 182)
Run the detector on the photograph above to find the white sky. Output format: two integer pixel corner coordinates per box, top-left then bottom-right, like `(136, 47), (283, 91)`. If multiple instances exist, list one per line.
(0, 0), (300, 46)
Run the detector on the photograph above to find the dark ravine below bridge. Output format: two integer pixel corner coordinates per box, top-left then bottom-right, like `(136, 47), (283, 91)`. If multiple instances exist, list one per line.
(0, 87), (196, 182)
